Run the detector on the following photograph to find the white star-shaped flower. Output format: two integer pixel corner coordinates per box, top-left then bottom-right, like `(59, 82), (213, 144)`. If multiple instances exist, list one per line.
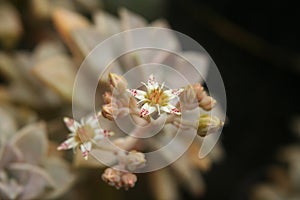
(127, 74), (183, 117)
(57, 115), (114, 160)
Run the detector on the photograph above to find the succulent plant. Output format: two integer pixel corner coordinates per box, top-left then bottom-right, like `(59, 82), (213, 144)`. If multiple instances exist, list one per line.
(0, 108), (75, 200)
(0, 1), (225, 199)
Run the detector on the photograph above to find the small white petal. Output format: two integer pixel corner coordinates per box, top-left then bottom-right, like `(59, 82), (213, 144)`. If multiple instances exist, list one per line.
(57, 137), (78, 150)
(164, 88), (184, 100)
(140, 103), (156, 117)
(147, 74), (159, 90)
(127, 89), (146, 100)
(80, 143), (91, 160)
(85, 142), (92, 151)
(93, 134), (104, 140)
(94, 129), (114, 140)
(90, 119), (99, 128)
(160, 104), (181, 115)
(94, 128), (102, 134)
(85, 115), (95, 124)
(63, 117), (79, 132)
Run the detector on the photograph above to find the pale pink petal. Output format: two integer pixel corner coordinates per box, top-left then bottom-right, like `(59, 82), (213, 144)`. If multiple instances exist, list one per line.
(161, 104), (181, 115)
(80, 142), (92, 160)
(127, 89), (146, 100)
(164, 88), (184, 100)
(85, 142), (92, 151)
(94, 129), (114, 140)
(93, 134), (104, 140)
(140, 103), (156, 117)
(57, 137), (78, 151)
(11, 122), (48, 165)
(63, 117), (79, 132)
(87, 115), (99, 127)
(147, 74), (159, 90)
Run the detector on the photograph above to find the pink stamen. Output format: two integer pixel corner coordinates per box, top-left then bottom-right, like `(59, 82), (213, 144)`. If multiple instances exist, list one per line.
(171, 108), (180, 114)
(103, 129), (110, 137)
(82, 150), (89, 157)
(148, 75), (155, 84)
(130, 89), (137, 96)
(140, 108), (149, 117)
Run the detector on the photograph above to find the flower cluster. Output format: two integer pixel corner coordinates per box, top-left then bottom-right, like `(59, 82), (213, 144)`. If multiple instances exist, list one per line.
(1, 0), (226, 198)
(104, 73), (223, 136)
(49, 6), (225, 194)
(102, 168), (137, 190)
(57, 114), (114, 160)
(57, 71), (224, 190)
(102, 151), (146, 190)
(58, 112), (146, 189)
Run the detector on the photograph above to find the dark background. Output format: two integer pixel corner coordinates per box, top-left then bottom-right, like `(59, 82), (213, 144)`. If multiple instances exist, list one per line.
(165, 0), (300, 199)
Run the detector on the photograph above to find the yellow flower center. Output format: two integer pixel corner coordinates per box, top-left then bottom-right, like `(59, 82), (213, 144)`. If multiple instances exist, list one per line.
(145, 88), (169, 106)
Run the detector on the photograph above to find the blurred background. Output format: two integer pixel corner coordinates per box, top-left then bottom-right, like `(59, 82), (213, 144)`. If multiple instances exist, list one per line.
(1, 0), (300, 200)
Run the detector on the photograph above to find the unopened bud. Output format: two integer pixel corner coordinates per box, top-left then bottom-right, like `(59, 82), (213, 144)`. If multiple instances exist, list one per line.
(199, 96), (217, 111)
(103, 92), (112, 104)
(126, 151), (146, 171)
(193, 83), (216, 111)
(121, 172), (137, 190)
(198, 114), (223, 137)
(180, 85), (198, 110)
(102, 103), (114, 120)
(109, 73), (127, 93)
(102, 168), (122, 189)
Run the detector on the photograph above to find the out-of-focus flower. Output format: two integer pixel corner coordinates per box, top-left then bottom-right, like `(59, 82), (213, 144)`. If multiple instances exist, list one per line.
(101, 150), (145, 190)
(102, 168), (122, 189)
(128, 74), (183, 117)
(0, 3), (23, 49)
(250, 145), (300, 200)
(57, 115), (114, 160)
(102, 168), (137, 190)
(121, 172), (137, 190)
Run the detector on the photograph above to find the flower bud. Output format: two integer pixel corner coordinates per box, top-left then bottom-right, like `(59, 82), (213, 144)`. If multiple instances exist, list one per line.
(109, 73), (127, 93)
(102, 168), (122, 189)
(193, 84), (216, 111)
(121, 172), (137, 190)
(199, 95), (216, 111)
(103, 92), (112, 104)
(102, 103), (114, 121)
(180, 85), (198, 110)
(126, 151), (146, 171)
(197, 114), (223, 137)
